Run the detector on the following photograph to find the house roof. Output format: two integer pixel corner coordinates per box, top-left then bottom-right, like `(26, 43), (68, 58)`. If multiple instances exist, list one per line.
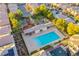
(0, 4), (10, 26)
(0, 34), (14, 46)
(0, 25), (11, 35)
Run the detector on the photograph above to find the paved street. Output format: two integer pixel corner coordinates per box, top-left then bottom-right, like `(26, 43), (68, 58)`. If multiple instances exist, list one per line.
(13, 33), (29, 56)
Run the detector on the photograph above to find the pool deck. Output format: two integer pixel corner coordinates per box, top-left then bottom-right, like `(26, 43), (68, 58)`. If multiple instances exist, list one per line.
(22, 27), (65, 54)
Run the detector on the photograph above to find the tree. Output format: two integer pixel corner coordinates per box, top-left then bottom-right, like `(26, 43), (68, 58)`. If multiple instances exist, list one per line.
(46, 10), (55, 21)
(32, 4), (47, 23)
(54, 18), (67, 31)
(74, 15), (79, 23)
(10, 18), (21, 33)
(33, 7), (40, 14)
(32, 4), (55, 23)
(8, 12), (15, 19)
(33, 4), (46, 14)
(74, 25), (79, 33)
(25, 4), (33, 12)
(9, 9), (23, 20)
(10, 18), (21, 28)
(67, 22), (75, 35)
(67, 22), (79, 35)
(9, 11), (22, 33)
(39, 4), (46, 11)
(16, 9), (23, 17)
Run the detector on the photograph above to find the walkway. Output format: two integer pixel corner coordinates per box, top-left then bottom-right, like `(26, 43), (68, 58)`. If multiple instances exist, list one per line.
(13, 33), (29, 56)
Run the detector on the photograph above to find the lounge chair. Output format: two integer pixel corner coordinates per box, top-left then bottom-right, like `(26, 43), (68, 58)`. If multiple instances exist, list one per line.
(42, 27), (47, 31)
(35, 30), (40, 34)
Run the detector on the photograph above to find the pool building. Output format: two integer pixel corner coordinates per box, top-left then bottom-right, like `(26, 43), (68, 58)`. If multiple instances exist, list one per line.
(22, 27), (65, 55)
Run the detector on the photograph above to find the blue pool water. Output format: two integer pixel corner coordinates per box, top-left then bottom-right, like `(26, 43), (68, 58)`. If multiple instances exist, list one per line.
(49, 46), (67, 56)
(33, 32), (60, 47)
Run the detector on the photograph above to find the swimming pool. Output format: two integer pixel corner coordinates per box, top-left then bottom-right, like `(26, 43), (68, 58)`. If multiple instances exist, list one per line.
(33, 32), (60, 47)
(49, 46), (67, 56)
